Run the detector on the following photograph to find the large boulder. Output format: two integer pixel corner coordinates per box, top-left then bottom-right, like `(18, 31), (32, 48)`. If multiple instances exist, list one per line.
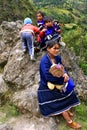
(0, 21), (22, 66)
(0, 21), (87, 130)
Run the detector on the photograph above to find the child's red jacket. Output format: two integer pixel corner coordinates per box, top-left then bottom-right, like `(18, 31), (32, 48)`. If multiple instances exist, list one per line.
(20, 24), (40, 35)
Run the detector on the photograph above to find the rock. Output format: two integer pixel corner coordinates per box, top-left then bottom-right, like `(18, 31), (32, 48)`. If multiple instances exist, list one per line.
(0, 74), (8, 94)
(0, 21), (22, 66)
(0, 20), (87, 130)
(11, 115), (58, 130)
(3, 42), (40, 89)
(11, 85), (39, 116)
(0, 123), (12, 130)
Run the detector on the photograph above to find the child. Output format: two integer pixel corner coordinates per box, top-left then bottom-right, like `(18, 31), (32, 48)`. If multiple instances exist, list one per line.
(39, 16), (66, 48)
(36, 11), (46, 49)
(36, 11), (45, 30)
(53, 19), (62, 34)
(38, 16), (55, 49)
(53, 19), (65, 46)
(20, 17), (40, 61)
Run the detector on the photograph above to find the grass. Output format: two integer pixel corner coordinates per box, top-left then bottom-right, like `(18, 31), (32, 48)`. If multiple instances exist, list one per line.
(0, 102), (19, 123)
(0, 67), (4, 73)
(58, 101), (87, 130)
(64, 23), (77, 30)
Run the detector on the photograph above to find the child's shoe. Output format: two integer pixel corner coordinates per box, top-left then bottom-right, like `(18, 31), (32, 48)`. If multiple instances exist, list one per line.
(47, 34), (52, 40)
(30, 55), (36, 61)
(67, 121), (82, 129)
(59, 41), (66, 47)
(23, 48), (27, 53)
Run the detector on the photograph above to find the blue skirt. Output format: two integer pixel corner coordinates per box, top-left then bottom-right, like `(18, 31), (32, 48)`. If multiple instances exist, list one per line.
(37, 87), (80, 117)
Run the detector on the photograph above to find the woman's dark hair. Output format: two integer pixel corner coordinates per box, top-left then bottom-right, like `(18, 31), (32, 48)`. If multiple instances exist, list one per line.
(46, 38), (60, 49)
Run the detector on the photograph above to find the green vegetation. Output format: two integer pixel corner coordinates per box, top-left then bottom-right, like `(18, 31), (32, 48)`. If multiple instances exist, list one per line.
(0, 0), (87, 75)
(58, 101), (87, 130)
(0, 102), (19, 123)
(33, 0), (87, 75)
(0, 67), (4, 73)
(63, 26), (87, 75)
(0, 90), (20, 123)
(0, 0), (36, 23)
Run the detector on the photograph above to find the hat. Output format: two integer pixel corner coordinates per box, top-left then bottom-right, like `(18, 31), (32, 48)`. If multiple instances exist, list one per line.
(45, 33), (65, 47)
(51, 33), (66, 47)
(24, 17), (32, 24)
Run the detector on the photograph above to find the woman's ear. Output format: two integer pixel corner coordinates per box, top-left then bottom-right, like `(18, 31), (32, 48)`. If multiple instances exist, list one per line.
(47, 47), (49, 52)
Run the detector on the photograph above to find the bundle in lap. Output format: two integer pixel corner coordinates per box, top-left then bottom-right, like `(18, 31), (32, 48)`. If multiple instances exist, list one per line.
(47, 78), (75, 95)
(49, 64), (75, 94)
(49, 63), (64, 77)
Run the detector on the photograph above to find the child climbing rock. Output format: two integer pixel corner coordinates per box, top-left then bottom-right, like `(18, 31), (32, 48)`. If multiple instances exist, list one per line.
(20, 17), (40, 61)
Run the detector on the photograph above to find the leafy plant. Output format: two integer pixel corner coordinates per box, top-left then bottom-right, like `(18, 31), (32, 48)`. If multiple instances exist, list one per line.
(0, 102), (19, 123)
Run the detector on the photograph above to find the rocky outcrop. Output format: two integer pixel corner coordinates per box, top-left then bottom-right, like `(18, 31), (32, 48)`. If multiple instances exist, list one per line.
(61, 47), (87, 99)
(0, 123), (11, 130)
(0, 74), (8, 93)
(11, 115), (58, 130)
(0, 21), (87, 130)
(0, 21), (22, 67)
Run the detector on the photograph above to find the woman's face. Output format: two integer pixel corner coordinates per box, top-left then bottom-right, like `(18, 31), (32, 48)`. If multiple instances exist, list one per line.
(47, 43), (60, 56)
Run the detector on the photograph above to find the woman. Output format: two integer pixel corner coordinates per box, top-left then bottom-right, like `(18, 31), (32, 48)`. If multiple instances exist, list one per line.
(37, 38), (82, 129)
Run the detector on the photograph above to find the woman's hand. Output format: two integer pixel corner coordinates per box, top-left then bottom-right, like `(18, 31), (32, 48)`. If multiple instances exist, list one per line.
(63, 73), (69, 82)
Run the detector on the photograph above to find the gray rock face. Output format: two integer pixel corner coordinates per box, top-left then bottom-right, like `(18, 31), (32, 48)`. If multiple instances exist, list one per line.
(3, 43), (39, 88)
(0, 74), (8, 93)
(0, 21), (87, 130)
(61, 47), (87, 99)
(0, 123), (12, 130)
(0, 21), (22, 66)
(11, 85), (39, 116)
(11, 115), (58, 130)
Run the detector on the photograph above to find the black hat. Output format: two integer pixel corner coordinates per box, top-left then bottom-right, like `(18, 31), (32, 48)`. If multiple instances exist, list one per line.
(45, 33), (66, 47)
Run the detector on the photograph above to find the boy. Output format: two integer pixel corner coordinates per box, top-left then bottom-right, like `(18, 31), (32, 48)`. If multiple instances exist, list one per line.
(39, 16), (66, 48)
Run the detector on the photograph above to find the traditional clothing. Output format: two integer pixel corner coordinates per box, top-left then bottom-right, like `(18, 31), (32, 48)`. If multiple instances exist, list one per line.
(37, 20), (44, 30)
(37, 54), (80, 117)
